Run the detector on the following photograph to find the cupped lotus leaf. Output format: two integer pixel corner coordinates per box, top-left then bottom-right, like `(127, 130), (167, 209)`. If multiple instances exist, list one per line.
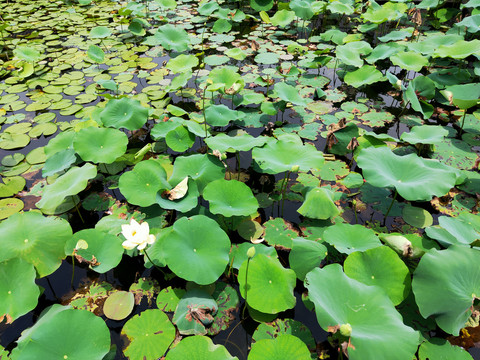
(73, 127), (128, 164)
(166, 54), (199, 74)
(89, 26), (111, 38)
(250, 0), (274, 11)
(418, 338), (473, 360)
(297, 187), (341, 220)
(10, 305), (110, 360)
(252, 135), (324, 174)
(443, 84), (480, 109)
(169, 154), (225, 194)
(36, 163), (97, 211)
(400, 125), (448, 144)
(289, 237), (327, 280)
(173, 289), (217, 335)
(434, 40), (480, 59)
(305, 264), (420, 360)
(270, 9), (295, 27)
(119, 160), (170, 207)
(238, 254), (296, 314)
(44, 131), (75, 157)
(344, 246), (411, 305)
(208, 66), (244, 94)
(163, 215), (230, 285)
(156, 177), (199, 212)
(103, 291), (134, 320)
(344, 65), (385, 88)
(87, 44), (105, 63)
(322, 223), (382, 255)
(273, 82), (308, 106)
(65, 228), (124, 273)
(412, 246), (480, 335)
(248, 334), (311, 360)
(0, 211), (72, 277)
(203, 179), (258, 217)
(205, 104), (241, 126)
(121, 309), (175, 360)
(13, 46), (41, 62)
(290, 0), (315, 19)
(356, 146), (458, 201)
(336, 41), (372, 68)
(100, 97), (149, 131)
(165, 335), (237, 360)
(0, 258), (40, 323)
(205, 133), (268, 153)
(390, 51), (429, 72)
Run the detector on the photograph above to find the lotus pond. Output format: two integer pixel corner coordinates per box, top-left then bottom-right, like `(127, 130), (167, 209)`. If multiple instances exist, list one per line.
(1, 0), (480, 358)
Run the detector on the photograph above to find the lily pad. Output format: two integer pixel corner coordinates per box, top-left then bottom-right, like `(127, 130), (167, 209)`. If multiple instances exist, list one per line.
(0, 198), (24, 219)
(172, 288), (217, 335)
(103, 291), (134, 320)
(248, 334), (311, 360)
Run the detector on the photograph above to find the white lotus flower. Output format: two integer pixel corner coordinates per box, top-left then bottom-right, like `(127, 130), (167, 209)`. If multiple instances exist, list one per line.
(121, 218), (156, 251)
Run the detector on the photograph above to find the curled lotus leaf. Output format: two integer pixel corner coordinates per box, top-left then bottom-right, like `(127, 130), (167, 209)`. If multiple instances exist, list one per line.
(297, 187), (341, 220)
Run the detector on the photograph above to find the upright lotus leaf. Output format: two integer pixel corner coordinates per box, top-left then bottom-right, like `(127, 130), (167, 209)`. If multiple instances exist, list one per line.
(418, 338), (473, 360)
(356, 146), (458, 201)
(336, 41), (372, 68)
(252, 134), (324, 174)
(390, 51), (429, 72)
(0, 212), (72, 277)
(344, 246), (411, 305)
(166, 54), (199, 74)
(248, 334), (311, 360)
(400, 125), (449, 144)
(168, 154), (225, 194)
(322, 223), (382, 255)
(163, 215), (230, 285)
(250, 0), (274, 11)
(165, 125), (195, 152)
(425, 215), (480, 247)
(305, 265), (420, 360)
(173, 289), (217, 335)
(203, 179), (258, 217)
(273, 82), (308, 106)
(73, 127), (128, 164)
(100, 97), (149, 131)
(119, 160), (170, 207)
(87, 44), (105, 63)
(270, 9), (295, 27)
(144, 24), (190, 52)
(208, 66), (243, 94)
(361, 1), (407, 23)
(156, 177), (199, 212)
(344, 65), (385, 88)
(122, 309), (175, 360)
(290, 0), (315, 19)
(65, 228), (124, 273)
(289, 237), (327, 281)
(412, 246), (480, 335)
(204, 133), (268, 153)
(10, 305), (110, 360)
(0, 258), (40, 324)
(442, 84), (480, 109)
(165, 335), (237, 360)
(36, 163), (97, 211)
(403, 82), (434, 120)
(238, 254), (296, 314)
(297, 187), (341, 220)
(205, 104), (241, 126)
(89, 26), (111, 38)
(434, 40), (480, 60)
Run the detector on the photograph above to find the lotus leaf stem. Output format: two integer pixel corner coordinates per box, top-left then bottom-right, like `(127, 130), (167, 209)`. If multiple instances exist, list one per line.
(281, 171), (291, 217)
(384, 189), (398, 222)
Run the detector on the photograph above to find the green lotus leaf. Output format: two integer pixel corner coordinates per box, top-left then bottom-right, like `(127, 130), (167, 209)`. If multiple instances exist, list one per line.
(36, 163), (97, 211)
(254, 52), (280, 65)
(290, 0), (315, 19)
(212, 18), (232, 33)
(250, 0), (274, 11)
(121, 309), (175, 360)
(156, 286), (186, 312)
(270, 9), (295, 27)
(44, 131), (75, 157)
(366, 43), (403, 64)
(297, 187), (341, 220)
(165, 125), (195, 152)
(412, 246), (480, 335)
(10, 305), (110, 360)
(344, 246), (411, 305)
(273, 82), (308, 106)
(100, 97), (149, 131)
(13, 46), (41, 62)
(252, 134), (324, 174)
(289, 237), (327, 281)
(328, 1), (354, 14)
(229, 243), (277, 270)
(155, 0), (177, 10)
(400, 125), (448, 144)
(73, 127), (128, 164)
(0, 198), (24, 219)
(103, 291), (134, 320)
(208, 66), (244, 94)
(434, 40), (480, 59)
(119, 160), (170, 207)
(0, 176), (25, 197)
(0, 211), (72, 277)
(205, 133), (268, 153)
(344, 65), (385, 88)
(145, 24), (190, 52)
(166, 54), (199, 74)
(390, 51), (429, 72)
(336, 41), (372, 68)
(456, 14), (480, 33)
(238, 254), (296, 314)
(173, 289), (217, 335)
(356, 146), (458, 201)
(156, 177), (199, 212)
(65, 228), (124, 273)
(165, 335), (237, 360)
(89, 26), (111, 38)
(163, 215), (230, 285)
(425, 215), (480, 247)
(362, 2), (407, 23)
(203, 179), (258, 217)
(205, 104), (242, 127)
(208, 282), (240, 335)
(42, 148), (77, 177)
(87, 44), (104, 63)
(402, 206), (433, 228)
(443, 83), (480, 109)
(248, 334), (310, 360)
(263, 217), (297, 249)
(323, 223), (382, 254)
(326, 122), (359, 156)
(404, 82), (434, 119)
(305, 264), (420, 360)
(225, 47), (247, 60)
(169, 154), (225, 194)
(0, 258), (40, 323)
(418, 338), (473, 360)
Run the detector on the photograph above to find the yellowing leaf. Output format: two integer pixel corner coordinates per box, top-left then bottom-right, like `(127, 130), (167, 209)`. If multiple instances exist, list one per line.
(165, 177), (189, 200)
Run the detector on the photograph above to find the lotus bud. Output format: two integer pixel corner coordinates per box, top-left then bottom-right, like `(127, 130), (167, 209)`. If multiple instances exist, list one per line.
(339, 323), (352, 337)
(290, 164), (300, 173)
(247, 246), (256, 259)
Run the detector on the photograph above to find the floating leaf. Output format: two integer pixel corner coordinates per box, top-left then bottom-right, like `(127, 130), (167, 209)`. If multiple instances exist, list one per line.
(173, 288), (217, 335)
(165, 335), (237, 360)
(249, 334), (311, 360)
(103, 291), (134, 320)
(0, 198), (24, 219)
